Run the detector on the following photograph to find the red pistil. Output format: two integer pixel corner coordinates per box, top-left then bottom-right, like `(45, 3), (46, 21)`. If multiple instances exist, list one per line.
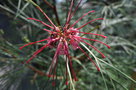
(64, 42), (78, 81)
(77, 18), (103, 30)
(47, 41), (62, 75)
(19, 38), (49, 50)
(52, 81), (56, 86)
(26, 43), (50, 63)
(78, 46), (100, 71)
(65, 80), (69, 85)
(65, 0), (74, 25)
(69, 0), (83, 22)
(36, 6), (56, 29)
(43, 28), (56, 33)
(70, 10), (95, 28)
(27, 18), (54, 29)
(81, 40), (106, 58)
(75, 31), (107, 38)
(81, 37), (111, 49)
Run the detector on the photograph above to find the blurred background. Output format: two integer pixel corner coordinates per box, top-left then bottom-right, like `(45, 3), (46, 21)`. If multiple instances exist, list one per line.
(0, 0), (136, 90)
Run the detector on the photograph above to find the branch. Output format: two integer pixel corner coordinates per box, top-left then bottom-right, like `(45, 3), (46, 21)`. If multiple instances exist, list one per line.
(27, 65), (63, 79)
(43, 0), (61, 26)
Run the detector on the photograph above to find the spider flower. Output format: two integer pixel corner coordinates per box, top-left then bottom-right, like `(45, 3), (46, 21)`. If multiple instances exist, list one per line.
(20, 0), (110, 84)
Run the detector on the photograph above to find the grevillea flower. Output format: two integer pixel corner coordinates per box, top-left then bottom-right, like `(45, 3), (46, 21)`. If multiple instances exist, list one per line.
(20, 0), (110, 85)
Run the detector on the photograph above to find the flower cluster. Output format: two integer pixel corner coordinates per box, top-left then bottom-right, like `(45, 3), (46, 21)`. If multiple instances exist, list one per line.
(20, 0), (110, 85)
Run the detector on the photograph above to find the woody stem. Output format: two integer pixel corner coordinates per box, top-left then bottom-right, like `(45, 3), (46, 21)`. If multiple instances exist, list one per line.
(43, 0), (54, 8)
(53, 0), (61, 26)
(44, 0), (61, 26)
(27, 65), (63, 79)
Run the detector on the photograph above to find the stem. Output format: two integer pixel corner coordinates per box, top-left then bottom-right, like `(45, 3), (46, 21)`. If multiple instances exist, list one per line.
(27, 65), (63, 79)
(43, 0), (54, 8)
(53, 0), (61, 26)
(43, 0), (61, 26)
(66, 56), (75, 90)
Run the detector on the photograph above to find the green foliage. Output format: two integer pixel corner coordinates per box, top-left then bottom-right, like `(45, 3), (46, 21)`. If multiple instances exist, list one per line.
(0, 0), (136, 90)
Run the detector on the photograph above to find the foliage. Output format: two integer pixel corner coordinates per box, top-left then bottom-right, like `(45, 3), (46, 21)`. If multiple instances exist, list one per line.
(0, 0), (136, 90)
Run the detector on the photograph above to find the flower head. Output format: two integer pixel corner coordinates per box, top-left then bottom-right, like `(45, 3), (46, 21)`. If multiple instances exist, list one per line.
(20, 0), (110, 85)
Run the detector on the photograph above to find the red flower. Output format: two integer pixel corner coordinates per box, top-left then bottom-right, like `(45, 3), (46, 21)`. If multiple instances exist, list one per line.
(20, 0), (110, 84)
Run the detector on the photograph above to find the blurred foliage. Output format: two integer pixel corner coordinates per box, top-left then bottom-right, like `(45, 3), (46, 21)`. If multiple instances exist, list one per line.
(0, 0), (136, 90)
